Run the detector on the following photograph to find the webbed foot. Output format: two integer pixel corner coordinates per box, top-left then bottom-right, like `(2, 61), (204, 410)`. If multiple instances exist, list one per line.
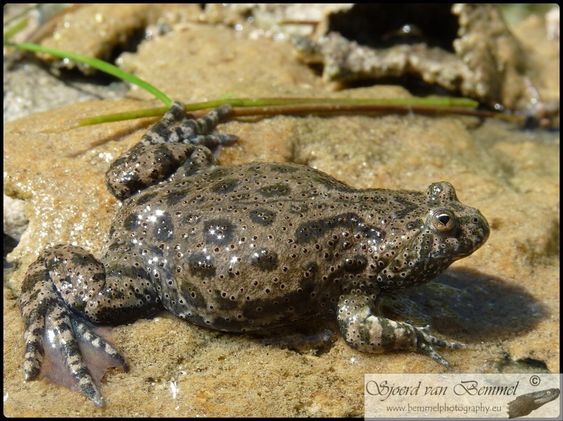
(413, 324), (465, 368)
(19, 247), (127, 407)
(337, 293), (464, 367)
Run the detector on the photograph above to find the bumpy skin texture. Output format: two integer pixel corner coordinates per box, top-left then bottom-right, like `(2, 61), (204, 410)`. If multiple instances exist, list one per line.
(19, 102), (490, 406)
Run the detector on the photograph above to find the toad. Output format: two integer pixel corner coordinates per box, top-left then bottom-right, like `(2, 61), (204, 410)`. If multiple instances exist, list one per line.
(19, 102), (489, 406)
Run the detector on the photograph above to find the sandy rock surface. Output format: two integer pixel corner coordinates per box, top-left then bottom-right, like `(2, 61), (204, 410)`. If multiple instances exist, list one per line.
(3, 7), (559, 417)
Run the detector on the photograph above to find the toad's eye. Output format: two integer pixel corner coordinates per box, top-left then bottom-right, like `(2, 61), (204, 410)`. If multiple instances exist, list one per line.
(431, 209), (456, 232)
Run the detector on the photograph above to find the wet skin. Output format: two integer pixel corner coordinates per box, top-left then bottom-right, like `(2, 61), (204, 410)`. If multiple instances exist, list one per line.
(19, 102), (490, 406)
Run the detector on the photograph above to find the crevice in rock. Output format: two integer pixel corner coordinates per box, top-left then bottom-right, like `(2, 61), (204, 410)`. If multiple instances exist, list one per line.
(325, 4), (458, 52)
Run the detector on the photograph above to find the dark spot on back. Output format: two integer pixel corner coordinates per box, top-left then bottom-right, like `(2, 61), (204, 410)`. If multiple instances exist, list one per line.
(204, 219), (235, 245)
(179, 280), (207, 307)
(249, 208), (276, 226)
(211, 178), (239, 194)
(365, 227), (385, 243)
(393, 196), (419, 219)
(230, 192), (252, 202)
(142, 251), (174, 285)
(214, 290), (239, 310)
(69, 251), (97, 268)
(123, 213), (140, 231)
(295, 213), (384, 244)
(311, 172), (355, 192)
(154, 211), (174, 242)
(21, 271), (47, 294)
(295, 213), (360, 244)
(166, 189), (188, 206)
(243, 276), (316, 319)
(366, 194), (388, 205)
(406, 219), (423, 230)
(289, 203), (309, 214)
(268, 163), (298, 173)
(106, 264), (151, 281)
(187, 252), (216, 278)
(258, 183), (291, 197)
(250, 248), (279, 272)
(208, 167), (229, 180)
(136, 192), (158, 205)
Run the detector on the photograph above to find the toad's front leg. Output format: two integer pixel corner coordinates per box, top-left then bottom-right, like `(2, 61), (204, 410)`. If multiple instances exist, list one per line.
(336, 293), (463, 367)
(106, 102), (237, 200)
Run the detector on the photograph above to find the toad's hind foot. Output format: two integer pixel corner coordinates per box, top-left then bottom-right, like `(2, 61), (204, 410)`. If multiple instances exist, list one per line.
(21, 288), (124, 406)
(19, 246), (128, 407)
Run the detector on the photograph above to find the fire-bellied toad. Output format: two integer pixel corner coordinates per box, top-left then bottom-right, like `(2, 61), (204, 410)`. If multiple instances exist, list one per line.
(19, 102), (490, 406)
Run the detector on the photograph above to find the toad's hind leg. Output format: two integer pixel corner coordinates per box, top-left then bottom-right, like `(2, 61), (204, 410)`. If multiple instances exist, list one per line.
(336, 293), (464, 367)
(19, 245), (161, 406)
(106, 102), (237, 200)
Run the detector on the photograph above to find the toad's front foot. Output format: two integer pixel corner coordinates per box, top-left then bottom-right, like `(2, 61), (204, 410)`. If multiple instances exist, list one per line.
(412, 324), (465, 368)
(106, 101), (238, 200)
(337, 294), (463, 367)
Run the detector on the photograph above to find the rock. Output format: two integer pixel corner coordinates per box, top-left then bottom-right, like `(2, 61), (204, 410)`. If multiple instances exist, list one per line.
(3, 12), (559, 418)
(293, 4), (559, 120)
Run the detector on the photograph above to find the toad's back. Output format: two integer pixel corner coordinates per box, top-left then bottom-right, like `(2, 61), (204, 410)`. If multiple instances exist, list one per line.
(107, 162), (424, 332)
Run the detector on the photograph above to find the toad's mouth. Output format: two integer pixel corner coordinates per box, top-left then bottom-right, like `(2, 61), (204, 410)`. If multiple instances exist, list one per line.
(445, 210), (491, 260)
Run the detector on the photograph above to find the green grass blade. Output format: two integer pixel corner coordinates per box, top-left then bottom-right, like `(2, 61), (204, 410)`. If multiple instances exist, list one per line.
(77, 96), (482, 126)
(6, 42), (173, 107)
(79, 106), (168, 126)
(3, 18), (29, 42)
(183, 96), (479, 110)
